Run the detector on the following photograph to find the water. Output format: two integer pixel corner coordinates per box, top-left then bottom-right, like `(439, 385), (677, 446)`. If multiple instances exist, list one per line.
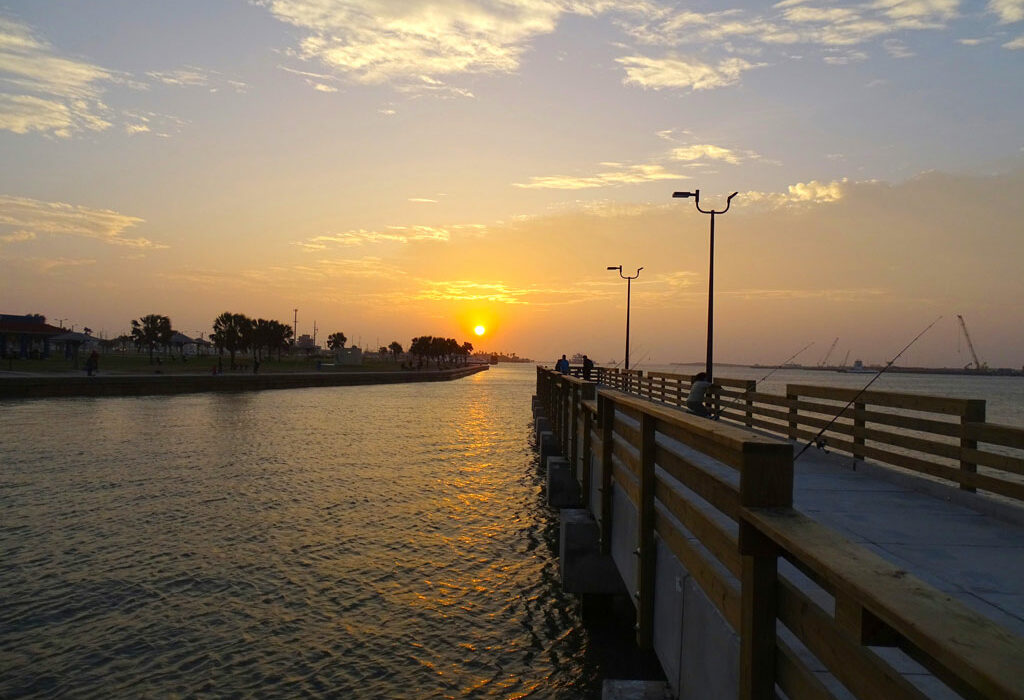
(0, 365), (601, 699)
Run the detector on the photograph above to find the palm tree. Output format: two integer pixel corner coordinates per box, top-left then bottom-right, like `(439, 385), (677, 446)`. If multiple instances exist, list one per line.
(389, 341), (403, 362)
(130, 314), (173, 364)
(211, 312), (251, 369)
(460, 341), (474, 365)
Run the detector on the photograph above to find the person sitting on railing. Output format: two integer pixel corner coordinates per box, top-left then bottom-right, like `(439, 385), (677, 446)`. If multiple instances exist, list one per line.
(686, 372), (718, 419)
(555, 354), (570, 374)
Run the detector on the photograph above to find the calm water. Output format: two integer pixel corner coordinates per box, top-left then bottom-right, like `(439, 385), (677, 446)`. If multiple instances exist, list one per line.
(0, 365), (600, 699)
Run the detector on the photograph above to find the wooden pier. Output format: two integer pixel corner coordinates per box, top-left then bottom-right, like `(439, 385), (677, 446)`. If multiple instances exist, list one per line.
(534, 366), (1024, 699)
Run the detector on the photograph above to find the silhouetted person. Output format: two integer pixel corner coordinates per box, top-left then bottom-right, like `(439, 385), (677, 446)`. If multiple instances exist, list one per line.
(555, 355), (570, 374)
(582, 355), (594, 381)
(85, 350), (99, 377)
(686, 372), (716, 418)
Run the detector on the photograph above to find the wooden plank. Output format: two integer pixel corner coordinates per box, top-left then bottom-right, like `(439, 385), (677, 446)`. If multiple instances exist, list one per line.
(612, 457), (640, 506)
(655, 510), (740, 630)
(612, 434), (640, 477)
(583, 399), (599, 415)
(636, 413), (657, 649)
(787, 384), (977, 416)
(965, 421), (1024, 449)
(959, 447), (1024, 476)
(654, 442), (740, 520)
(776, 639), (835, 700)
(777, 578), (927, 700)
(654, 480), (741, 576)
(746, 507), (1024, 700)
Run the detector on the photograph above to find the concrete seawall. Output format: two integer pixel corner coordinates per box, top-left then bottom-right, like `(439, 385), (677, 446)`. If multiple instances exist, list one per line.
(0, 365), (488, 400)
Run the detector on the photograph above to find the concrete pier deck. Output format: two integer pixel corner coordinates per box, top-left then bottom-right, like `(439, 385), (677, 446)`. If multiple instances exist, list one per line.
(793, 447), (1024, 638)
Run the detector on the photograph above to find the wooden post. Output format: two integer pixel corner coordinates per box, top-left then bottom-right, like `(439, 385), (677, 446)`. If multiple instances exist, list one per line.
(787, 386), (799, 441)
(853, 401), (866, 461)
(738, 442), (793, 700)
(960, 399), (985, 492)
(744, 379), (756, 427)
(581, 382), (596, 507)
(569, 383), (579, 473)
(635, 412), (657, 649)
(599, 393), (615, 555)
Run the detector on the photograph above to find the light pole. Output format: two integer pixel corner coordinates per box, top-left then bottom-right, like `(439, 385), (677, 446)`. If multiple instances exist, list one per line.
(672, 189), (737, 382)
(607, 265), (643, 370)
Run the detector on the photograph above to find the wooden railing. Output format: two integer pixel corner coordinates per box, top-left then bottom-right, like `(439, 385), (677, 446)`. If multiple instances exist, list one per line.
(552, 364), (1024, 504)
(536, 367), (1024, 700)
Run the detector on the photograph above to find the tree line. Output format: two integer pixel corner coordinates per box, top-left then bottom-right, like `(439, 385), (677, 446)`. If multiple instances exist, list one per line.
(122, 313), (475, 371)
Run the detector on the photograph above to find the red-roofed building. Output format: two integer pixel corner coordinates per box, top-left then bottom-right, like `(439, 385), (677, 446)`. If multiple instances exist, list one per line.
(0, 314), (65, 359)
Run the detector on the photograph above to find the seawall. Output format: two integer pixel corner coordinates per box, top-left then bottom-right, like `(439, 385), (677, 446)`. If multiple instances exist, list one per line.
(0, 365), (488, 400)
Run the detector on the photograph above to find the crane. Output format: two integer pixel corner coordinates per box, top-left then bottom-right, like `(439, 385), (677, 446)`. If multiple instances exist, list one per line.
(956, 315), (985, 370)
(819, 337), (839, 367)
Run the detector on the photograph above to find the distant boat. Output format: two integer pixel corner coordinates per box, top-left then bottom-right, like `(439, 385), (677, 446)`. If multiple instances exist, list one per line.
(839, 359), (874, 374)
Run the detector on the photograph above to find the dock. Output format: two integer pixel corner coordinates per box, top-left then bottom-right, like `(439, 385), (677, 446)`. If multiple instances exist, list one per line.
(533, 366), (1024, 699)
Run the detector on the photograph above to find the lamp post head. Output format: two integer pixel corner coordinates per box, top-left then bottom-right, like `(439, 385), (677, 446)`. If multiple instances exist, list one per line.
(672, 191), (695, 199)
(607, 265), (621, 271)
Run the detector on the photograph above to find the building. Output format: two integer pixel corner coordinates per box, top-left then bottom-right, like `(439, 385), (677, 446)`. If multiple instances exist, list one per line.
(0, 314), (64, 359)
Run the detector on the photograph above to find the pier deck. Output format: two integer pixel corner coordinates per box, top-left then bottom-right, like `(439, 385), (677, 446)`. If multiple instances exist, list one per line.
(793, 448), (1024, 638)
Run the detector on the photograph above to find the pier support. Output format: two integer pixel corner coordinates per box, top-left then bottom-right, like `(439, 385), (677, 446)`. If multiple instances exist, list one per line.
(547, 456), (583, 508)
(559, 509), (622, 594)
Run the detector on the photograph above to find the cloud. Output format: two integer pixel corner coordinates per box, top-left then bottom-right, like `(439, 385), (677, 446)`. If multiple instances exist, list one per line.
(293, 224), (471, 249)
(671, 144), (754, 164)
(743, 178), (849, 207)
(0, 17), (115, 136)
(262, 0), (566, 91)
(146, 66), (247, 92)
(414, 279), (531, 304)
(409, 197), (438, 203)
(0, 195), (164, 248)
(1005, 34), (1024, 48)
(617, 55), (761, 90)
(989, 0), (1024, 24)
(514, 162), (687, 189)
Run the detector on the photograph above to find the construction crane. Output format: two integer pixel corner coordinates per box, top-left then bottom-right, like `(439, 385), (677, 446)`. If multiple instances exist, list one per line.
(819, 337), (839, 367)
(956, 315), (985, 370)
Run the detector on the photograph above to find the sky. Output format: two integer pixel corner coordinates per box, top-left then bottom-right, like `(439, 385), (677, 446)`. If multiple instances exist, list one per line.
(1, 0), (1022, 368)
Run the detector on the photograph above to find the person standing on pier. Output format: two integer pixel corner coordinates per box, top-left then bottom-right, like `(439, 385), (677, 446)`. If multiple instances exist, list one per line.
(686, 372), (717, 418)
(582, 355), (594, 380)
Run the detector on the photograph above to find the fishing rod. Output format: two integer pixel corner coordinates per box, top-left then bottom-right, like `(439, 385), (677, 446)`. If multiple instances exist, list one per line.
(794, 316), (943, 461)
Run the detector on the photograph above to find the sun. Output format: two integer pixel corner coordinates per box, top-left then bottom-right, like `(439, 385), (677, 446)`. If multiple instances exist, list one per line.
(474, 325), (486, 336)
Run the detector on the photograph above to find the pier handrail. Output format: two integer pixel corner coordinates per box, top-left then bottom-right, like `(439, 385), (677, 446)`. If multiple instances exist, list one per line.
(536, 366), (1024, 700)
(579, 366), (1024, 504)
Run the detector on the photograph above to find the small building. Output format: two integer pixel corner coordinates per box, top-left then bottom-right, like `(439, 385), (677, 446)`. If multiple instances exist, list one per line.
(0, 314), (64, 359)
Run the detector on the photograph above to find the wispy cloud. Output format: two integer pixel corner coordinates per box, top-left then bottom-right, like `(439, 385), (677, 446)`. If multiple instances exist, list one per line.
(263, 0), (566, 92)
(744, 179), (848, 207)
(414, 279), (531, 304)
(293, 224), (479, 249)
(146, 66), (247, 92)
(617, 55), (761, 91)
(0, 195), (164, 248)
(514, 162), (686, 190)
(0, 17), (115, 136)
(988, 0), (1024, 24)
(1005, 34), (1024, 48)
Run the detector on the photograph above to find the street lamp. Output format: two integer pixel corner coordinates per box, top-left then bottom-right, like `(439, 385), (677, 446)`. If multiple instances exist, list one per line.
(672, 189), (738, 382)
(607, 265), (643, 370)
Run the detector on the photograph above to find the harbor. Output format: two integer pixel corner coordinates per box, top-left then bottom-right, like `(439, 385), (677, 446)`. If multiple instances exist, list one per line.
(534, 365), (1024, 699)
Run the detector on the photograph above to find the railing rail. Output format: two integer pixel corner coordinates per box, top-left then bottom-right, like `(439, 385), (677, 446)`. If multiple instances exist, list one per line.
(545, 363), (1024, 503)
(535, 366), (1024, 700)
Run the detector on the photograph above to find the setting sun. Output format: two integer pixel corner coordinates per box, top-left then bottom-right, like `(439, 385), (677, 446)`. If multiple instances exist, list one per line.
(474, 325), (486, 336)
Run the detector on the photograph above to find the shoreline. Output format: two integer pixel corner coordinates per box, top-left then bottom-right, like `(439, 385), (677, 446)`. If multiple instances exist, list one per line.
(0, 365), (488, 400)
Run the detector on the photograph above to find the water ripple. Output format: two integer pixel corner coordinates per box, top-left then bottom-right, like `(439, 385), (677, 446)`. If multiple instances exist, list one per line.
(0, 366), (599, 698)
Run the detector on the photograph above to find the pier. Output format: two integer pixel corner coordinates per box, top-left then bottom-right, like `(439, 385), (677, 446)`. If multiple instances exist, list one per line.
(533, 366), (1024, 699)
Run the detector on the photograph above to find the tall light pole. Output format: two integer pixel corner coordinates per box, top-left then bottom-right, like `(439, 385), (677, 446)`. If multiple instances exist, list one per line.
(607, 265), (643, 370)
(672, 189), (737, 382)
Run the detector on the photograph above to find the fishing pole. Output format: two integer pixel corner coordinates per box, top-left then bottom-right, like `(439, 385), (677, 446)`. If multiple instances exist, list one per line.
(794, 316), (943, 462)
